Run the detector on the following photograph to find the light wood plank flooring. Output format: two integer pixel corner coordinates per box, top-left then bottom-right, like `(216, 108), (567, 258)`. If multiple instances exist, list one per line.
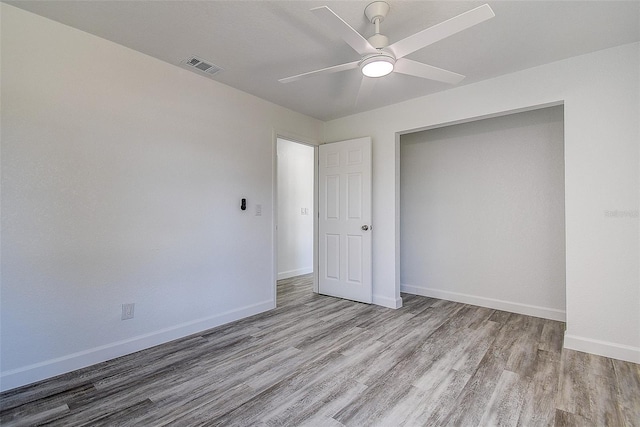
(1, 274), (639, 426)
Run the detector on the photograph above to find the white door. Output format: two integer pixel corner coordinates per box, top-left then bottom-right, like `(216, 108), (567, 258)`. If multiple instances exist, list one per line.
(318, 137), (372, 303)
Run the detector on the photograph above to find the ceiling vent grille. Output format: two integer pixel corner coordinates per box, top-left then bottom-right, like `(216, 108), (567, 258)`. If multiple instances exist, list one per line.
(181, 56), (223, 76)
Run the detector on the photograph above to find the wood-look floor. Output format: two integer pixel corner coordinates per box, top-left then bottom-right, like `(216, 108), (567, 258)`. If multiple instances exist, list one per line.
(1, 274), (639, 426)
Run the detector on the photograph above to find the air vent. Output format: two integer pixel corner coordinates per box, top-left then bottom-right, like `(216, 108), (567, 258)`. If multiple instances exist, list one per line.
(181, 56), (223, 76)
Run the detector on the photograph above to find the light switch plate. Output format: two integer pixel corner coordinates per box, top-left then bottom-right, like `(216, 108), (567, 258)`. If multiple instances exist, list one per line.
(121, 303), (135, 320)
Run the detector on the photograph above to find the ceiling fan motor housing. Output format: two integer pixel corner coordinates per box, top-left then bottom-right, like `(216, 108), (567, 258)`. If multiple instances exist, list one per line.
(368, 33), (389, 49)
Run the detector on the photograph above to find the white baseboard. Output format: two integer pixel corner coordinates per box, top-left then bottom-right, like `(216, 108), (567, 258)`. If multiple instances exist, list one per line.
(277, 267), (313, 280)
(401, 284), (565, 322)
(373, 294), (403, 309)
(564, 333), (640, 364)
(0, 299), (274, 392)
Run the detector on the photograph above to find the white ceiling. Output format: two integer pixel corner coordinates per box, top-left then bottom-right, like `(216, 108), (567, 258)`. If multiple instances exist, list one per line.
(7, 1), (640, 121)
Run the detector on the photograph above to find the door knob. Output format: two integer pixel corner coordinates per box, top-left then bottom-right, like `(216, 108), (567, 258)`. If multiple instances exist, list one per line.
(361, 225), (369, 231)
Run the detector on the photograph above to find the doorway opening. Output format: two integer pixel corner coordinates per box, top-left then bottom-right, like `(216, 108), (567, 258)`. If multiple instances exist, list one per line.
(276, 138), (315, 306)
(399, 104), (566, 321)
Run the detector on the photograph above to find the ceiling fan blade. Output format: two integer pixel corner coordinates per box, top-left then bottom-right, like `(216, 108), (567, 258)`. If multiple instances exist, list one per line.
(388, 4), (495, 59)
(394, 58), (465, 85)
(356, 76), (377, 106)
(279, 60), (360, 84)
(311, 6), (377, 56)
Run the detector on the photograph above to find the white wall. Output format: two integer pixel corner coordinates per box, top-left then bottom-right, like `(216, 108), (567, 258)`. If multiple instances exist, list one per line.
(400, 106), (566, 320)
(0, 4), (323, 391)
(324, 42), (640, 363)
(277, 139), (314, 280)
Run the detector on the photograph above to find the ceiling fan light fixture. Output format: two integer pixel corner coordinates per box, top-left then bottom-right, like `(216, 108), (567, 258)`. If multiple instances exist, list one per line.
(360, 54), (395, 78)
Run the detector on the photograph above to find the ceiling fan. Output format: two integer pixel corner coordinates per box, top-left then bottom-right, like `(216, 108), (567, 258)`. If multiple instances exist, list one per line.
(279, 1), (495, 95)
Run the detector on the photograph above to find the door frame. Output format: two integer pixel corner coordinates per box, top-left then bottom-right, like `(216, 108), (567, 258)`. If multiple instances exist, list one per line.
(272, 130), (320, 306)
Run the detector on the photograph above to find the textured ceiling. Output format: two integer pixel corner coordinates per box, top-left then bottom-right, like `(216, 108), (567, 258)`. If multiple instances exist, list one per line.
(6, 1), (640, 121)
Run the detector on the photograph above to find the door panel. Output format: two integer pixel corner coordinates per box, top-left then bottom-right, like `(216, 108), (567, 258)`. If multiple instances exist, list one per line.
(346, 235), (362, 283)
(325, 234), (340, 280)
(347, 174), (362, 218)
(319, 137), (372, 303)
(326, 175), (340, 219)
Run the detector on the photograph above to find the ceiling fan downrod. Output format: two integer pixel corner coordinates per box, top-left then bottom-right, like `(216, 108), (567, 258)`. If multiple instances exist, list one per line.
(365, 1), (390, 49)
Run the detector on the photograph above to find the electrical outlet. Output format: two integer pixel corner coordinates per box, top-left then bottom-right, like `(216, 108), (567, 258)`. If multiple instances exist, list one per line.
(255, 204), (262, 216)
(121, 303), (135, 320)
